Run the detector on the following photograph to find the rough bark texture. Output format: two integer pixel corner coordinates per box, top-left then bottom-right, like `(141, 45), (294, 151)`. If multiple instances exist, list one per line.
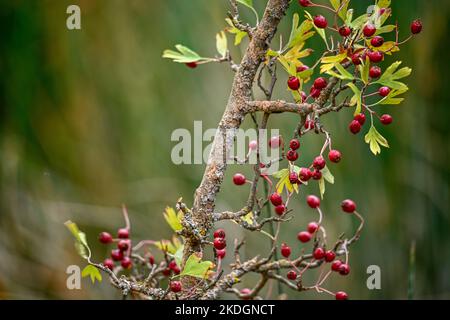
(186, 0), (291, 258)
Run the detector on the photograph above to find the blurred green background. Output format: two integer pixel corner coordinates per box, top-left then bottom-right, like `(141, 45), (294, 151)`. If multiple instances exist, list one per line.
(0, 0), (449, 299)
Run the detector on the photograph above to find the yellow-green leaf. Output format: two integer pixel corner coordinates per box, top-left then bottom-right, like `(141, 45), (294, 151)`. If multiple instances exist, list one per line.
(360, 56), (370, 84)
(321, 52), (348, 64)
(216, 31), (227, 58)
(364, 125), (390, 155)
(163, 45), (207, 63)
(225, 18), (247, 45)
(347, 83), (362, 115)
(82, 265), (102, 284)
(163, 207), (183, 232)
(64, 220), (90, 260)
(241, 211), (255, 225)
(180, 253), (214, 279)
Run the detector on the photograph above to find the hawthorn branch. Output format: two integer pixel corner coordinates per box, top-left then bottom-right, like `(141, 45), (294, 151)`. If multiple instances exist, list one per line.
(246, 100), (314, 114)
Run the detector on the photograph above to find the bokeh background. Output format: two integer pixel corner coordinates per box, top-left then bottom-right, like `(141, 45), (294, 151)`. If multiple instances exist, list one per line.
(0, 0), (449, 299)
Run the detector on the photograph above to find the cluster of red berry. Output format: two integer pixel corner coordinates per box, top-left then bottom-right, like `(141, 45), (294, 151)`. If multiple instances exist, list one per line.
(213, 228), (227, 259)
(98, 228), (133, 270)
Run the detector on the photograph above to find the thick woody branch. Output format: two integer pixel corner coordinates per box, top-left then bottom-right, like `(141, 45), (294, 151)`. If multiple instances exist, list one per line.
(246, 100), (314, 115)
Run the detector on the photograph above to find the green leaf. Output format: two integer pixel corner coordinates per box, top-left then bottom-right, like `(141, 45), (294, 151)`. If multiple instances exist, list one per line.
(297, 67), (314, 80)
(275, 169), (296, 194)
(321, 165), (335, 184)
(375, 61), (411, 91)
(162, 45), (206, 63)
(375, 24), (396, 35)
(329, 0), (350, 21)
(153, 236), (182, 254)
(318, 177), (326, 199)
(360, 56), (370, 84)
(173, 245), (184, 268)
(180, 253), (214, 279)
(347, 83), (362, 115)
(216, 31), (228, 58)
(345, 9), (354, 25)
(81, 265), (102, 284)
(163, 207), (183, 232)
(380, 87), (408, 105)
(334, 63), (354, 80)
(321, 52), (348, 64)
(236, 0), (253, 10)
(364, 125), (389, 155)
(64, 220), (90, 260)
(287, 15), (315, 49)
(226, 18), (247, 45)
(377, 0), (391, 9)
(350, 14), (369, 29)
(240, 211), (255, 225)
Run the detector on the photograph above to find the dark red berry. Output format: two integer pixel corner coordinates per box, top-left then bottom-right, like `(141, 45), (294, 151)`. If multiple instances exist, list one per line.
(354, 113), (366, 126)
(369, 66), (382, 79)
(380, 114), (393, 125)
(287, 270), (297, 280)
(368, 51), (383, 63)
(172, 265), (181, 275)
(299, 167), (312, 181)
(341, 199), (356, 213)
(307, 221), (319, 234)
(310, 87), (322, 98)
(314, 77), (327, 90)
(335, 291), (348, 300)
(216, 249), (226, 259)
(306, 195), (320, 208)
(213, 229), (226, 239)
(117, 228), (129, 239)
(289, 139), (300, 150)
(111, 249), (124, 261)
(275, 204), (286, 216)
(339, 26), (352, 37)
(281, 243), (291, 258)
(121, 256), (132, 269)
(162, 268), (171, 276)
(325, 250), (336, 262)
(103, 258), (114, 270)
(186, 62), (198, 69)
(298, 231), (312, 243)
(339, 263), (350, 275)
(331, 260), (343, 272)
(287, 76), (300, 91)
(328, 149), (342, 163)
(170, 281), (182, 293)
(379, 86), (391, 97)
(99, 232), (113, 244)
(351, 53), (362, 65)
(233, 173), (246, 186)
(269, 135), (282, 149)
(349, 120), (362, 134)
(168, 260), (177, 270)
(117, 239), (129, 251)
(363, 24), (376, 37)
(313, 15), (328, 29)
(297, 65), (309, 73)
(312, 170), (322, 180)
(214, 237), (226, 250)
(298, 0), (311, 7)
(286, 150), (299, 162)
(411, 19), (422, 34)
(270, 193), (283, 206)
(304, 119), (315, 129)
(149, 255), (155, 265)
(313, 247), (326, 260)
(371, 36), (384, 47)
(313, 156), (326, 170)
(289, 172), (299, 184)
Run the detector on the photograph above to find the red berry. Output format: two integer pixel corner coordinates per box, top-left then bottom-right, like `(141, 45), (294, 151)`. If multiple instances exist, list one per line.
(310, 87), (322, 98)
(287, 270), (297, 280)
(99, 232), (113, 244)
(185, 62), (198, 69)
(270, 193), (283, 206)
(312, 170), (322, 180)
(149, 255), (155, 265)
(103, 258), (114, 270)
(313, 156), (326, 170)
(371, 36), (384, 47)
(325, 250), (336, 262)
(269, 135), (282, 149)
(300, 91), (308, 103)
(281, 243), (291, 258)
(328, 149), (342, 163)
(168, 260), (177, 270)
(331, 260), (343, 272)
(351, 53), (362, 65)
(286, 150), (299, 162)
(341, 199), (357, 213)
(369, 66), (382, 79)
(121, 256), (132, 269)
(162, 268), (171, 276)
(213, 229), (226, 239)
(298, 231), (312, 243)
(363, 24), (376, 37)
(368, 50), (383, 63)
(299, 167), (312, 181)
(297, 65), (309, 73)
(289, 139), (300, 150)
(275, 204), (286, 216)
(411, 19), (422, 34)
(240, 288), (252, 299)
(335, 291), (348, 300)
(339, 263), (350, 275)
(380, 114), (393, 125)
(170, 281), (182, 293)
(306, 195), (320, 208)
(313, 15), (328, 29)
(339, 26), (352, 37)
(313, 247), (326, 260)
(216, 249), (226, 259)
(214, 237), (226, 250)
(111, 249), (124, 261)
(298, 0), (311, 7)
(304, 119), (315, 129)
(117, 228), (129, 239)
(289, 172), (299, 184)
(349, 120), (362, 134)
(248, 140), (258, 151)
(172, 265), (181, 275)
(354, 113), (366, 126)
(307, 221), (319, 233)
(379, 86), (391, 97)
(117, 239), (129, 251)
(314, 77), (327, 90)
(287, 76), (300, 90)
(233, 173), (246, 186)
